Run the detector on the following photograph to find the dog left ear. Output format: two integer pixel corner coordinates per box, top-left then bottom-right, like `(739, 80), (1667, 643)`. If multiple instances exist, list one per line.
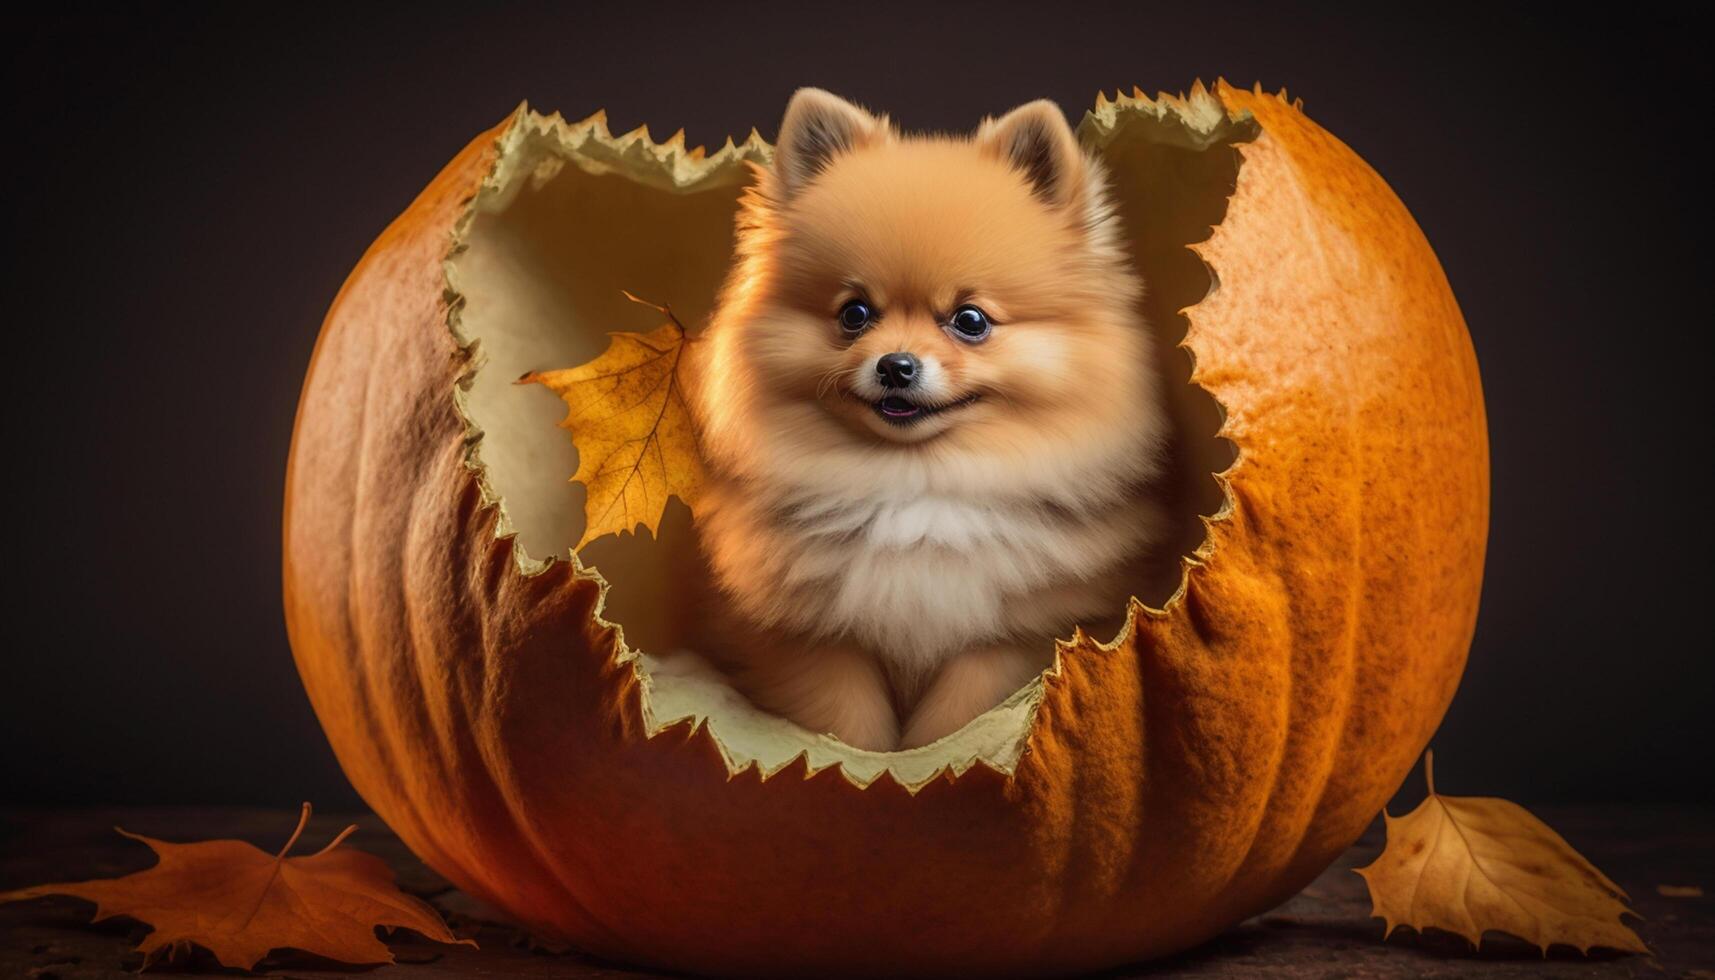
(977, 100), (1089, 210)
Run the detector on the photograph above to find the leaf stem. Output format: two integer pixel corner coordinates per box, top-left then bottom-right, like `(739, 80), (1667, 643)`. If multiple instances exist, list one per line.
(312, 825), (360, 858)
(621, 289), (687, 333)
(277, 802), (312, 859)
(1424, 750), (1437, 796)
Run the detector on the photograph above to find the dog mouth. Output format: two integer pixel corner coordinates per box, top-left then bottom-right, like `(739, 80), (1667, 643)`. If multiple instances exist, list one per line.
(868, 392), (980, 426)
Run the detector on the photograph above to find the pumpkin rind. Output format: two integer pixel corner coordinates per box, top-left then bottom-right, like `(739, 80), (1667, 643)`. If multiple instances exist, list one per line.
(283, 81), (1486, 976)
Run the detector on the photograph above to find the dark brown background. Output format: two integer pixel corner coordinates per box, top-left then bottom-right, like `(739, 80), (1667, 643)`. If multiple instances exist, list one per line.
(2, 3), (1707, 809)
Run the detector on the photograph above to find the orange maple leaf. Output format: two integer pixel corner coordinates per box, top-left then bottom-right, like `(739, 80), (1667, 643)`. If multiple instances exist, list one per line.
(0, 803), (474, 970)
(519, 291), (706, 551)
(1355, 752), (1647, 955)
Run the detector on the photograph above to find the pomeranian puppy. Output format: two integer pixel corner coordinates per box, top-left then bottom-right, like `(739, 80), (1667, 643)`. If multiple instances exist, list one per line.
(687, 88), (1167, 752)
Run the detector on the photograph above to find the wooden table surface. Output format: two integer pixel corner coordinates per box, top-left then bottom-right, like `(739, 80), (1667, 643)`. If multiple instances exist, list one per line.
(2, 805), (1709, 978)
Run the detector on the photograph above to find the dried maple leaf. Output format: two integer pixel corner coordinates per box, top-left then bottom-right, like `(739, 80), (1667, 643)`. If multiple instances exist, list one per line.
(0, 803), (473, 970)
(1355, 752), (1647, 955)
(520, 291), (705, 551)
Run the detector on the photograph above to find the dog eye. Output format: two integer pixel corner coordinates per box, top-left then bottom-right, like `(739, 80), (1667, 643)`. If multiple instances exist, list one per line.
(949, 304), (992, 342)
(837, 300), (873, 334)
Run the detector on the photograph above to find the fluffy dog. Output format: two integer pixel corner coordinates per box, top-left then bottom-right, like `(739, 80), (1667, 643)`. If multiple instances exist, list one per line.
(687, 88), (1167, 751)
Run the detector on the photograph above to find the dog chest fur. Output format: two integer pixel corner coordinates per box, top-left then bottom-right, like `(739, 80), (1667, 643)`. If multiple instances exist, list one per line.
(699, 478), (1153, 673)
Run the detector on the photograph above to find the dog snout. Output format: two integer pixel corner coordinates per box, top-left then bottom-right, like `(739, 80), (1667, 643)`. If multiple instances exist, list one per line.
(876, 352), (919, 389)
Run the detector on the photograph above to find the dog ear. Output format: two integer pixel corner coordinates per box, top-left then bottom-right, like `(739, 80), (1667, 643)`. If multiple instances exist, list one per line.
(977, 100), (1088, 209)
(773, 88), (889, 196)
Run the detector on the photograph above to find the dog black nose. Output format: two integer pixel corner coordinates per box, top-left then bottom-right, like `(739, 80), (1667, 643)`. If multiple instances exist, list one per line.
(876, 352), (918, 389)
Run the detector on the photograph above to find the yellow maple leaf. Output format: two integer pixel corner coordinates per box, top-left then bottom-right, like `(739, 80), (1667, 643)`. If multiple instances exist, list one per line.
(0, 803), (474, 970)
(520, 292), (705, 552)
(1355, 752), (1647, 955)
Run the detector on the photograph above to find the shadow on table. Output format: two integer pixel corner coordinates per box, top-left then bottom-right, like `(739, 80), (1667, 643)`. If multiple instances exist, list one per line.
(1096, 915), (1638, 977)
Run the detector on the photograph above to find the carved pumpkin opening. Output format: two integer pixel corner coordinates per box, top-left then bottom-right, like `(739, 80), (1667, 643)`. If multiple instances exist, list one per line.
(447, 95), (1256, 787)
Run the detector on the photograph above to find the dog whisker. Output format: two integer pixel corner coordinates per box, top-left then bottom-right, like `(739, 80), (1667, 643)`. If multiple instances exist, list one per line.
(815, 365), (848, 402)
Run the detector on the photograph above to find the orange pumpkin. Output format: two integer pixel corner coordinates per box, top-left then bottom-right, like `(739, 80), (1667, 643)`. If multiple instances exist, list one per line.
(283, 81), (1487, 977)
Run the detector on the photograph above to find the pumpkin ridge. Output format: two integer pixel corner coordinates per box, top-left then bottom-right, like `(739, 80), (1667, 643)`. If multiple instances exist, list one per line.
(1207, 89), (1370, 905)
(341, 283), (431, 852)
(468, 514), (634, 950)
(1184, 87), (1331, 922)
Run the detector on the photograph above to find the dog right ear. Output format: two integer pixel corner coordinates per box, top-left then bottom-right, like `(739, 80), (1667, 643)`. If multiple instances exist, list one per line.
(977, 100), (1089, 211)
(773, 88), (889, 197)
